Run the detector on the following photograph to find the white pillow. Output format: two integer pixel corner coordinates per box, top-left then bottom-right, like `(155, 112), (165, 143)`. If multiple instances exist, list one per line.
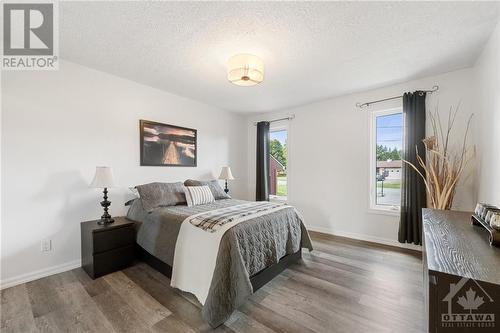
(125, 187), (141, 206)
(129, 187), (140, 198)
(184, 185), (215, 207)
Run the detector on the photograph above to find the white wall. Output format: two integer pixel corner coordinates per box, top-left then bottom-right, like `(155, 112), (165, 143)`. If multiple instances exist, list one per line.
(246, 68), (477, 248)
(1, 61), (247, 288)
(2, 49), (493, 288)
(474, 22), (500, 206)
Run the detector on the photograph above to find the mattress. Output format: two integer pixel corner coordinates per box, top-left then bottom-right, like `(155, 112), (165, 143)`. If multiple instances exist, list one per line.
(127, 198), (249, 266)
(126, 197), (312, 327)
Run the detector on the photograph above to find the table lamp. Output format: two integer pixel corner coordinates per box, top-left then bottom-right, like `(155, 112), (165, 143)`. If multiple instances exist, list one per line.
(90, 166), (115, 225)
(218, 166), (235, 194)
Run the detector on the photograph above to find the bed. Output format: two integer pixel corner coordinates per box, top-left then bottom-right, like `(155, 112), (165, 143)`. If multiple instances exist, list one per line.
(126, 186), (312, 327)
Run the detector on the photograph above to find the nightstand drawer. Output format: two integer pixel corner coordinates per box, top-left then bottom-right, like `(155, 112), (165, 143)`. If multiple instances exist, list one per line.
(93, 226), (135, 254)
(92, 245), (134, 278)
(81, 217), (136, 280)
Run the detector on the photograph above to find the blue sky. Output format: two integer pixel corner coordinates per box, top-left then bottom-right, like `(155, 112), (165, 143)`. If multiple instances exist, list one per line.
(376, 113), (402, 150)
(270, 129), (287, 145)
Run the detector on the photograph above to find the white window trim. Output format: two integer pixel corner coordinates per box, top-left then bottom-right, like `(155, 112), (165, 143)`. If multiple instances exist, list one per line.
(269, 195), (287, 203)
(269, 121), (289, 203)
(369, 107), (402, 215)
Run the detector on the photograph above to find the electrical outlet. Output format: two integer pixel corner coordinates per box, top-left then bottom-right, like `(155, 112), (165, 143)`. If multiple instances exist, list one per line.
(41, 239), (52, 252)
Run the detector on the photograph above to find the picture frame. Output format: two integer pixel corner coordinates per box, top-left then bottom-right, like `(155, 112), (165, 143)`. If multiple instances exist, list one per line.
(140, 120), (197, 167)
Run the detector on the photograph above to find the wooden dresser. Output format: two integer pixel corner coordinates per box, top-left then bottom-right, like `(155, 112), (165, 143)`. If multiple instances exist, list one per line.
(423, 209), (500, 333)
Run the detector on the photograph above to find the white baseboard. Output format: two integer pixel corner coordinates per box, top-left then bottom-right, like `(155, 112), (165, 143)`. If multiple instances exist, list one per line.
(307, 226), (422, 252)
(0, 228), (420, 289)
(0, 259), (82, 290)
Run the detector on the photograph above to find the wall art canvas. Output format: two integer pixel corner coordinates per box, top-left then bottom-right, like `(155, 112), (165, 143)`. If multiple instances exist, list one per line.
(140, 120), (197, 166)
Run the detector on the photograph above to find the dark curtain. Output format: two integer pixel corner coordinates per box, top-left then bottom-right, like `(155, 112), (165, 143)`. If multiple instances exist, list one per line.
(398, 91), (427, 245)
(256, 121), (270, 201)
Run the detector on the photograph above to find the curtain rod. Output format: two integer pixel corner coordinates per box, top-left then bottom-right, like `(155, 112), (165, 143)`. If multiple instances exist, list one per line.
(253, 115), (295, 126)
(356, 85), (439, 109)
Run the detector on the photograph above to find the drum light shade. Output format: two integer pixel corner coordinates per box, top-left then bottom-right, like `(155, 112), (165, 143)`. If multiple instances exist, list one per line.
(227, 54), (264, 86)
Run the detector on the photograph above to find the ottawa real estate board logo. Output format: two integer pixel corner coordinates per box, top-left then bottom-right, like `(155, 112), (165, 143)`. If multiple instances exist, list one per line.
(2, 1), (59, 70)
(441, 277), (496, 331)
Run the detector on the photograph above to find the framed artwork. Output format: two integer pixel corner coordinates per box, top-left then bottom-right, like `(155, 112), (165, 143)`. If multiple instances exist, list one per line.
(140, 120), (197, 167)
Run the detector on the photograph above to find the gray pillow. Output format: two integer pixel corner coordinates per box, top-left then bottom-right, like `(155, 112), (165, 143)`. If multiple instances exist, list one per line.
(184, 179), (231, 200)
(135, 182), (186, 212)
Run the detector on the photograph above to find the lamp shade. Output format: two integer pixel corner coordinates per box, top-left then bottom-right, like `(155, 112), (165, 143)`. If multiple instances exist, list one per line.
(218, 166), (235, 180)
(89, 166), (115, 188)
(227, 54), (264, 86)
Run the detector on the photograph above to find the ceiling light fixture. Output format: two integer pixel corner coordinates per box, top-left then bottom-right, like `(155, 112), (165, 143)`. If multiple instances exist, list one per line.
(227, 54), (264, 86)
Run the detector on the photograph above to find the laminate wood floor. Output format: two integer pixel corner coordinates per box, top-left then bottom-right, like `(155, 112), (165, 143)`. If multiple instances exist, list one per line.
(1, 232), (424, 333)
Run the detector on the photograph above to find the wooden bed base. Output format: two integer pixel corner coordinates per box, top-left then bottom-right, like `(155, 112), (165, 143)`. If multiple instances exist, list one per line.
(135, 244), (302, 292)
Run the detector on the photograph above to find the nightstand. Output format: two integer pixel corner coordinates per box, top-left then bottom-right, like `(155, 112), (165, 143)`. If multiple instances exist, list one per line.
(81, 217), (135, 279)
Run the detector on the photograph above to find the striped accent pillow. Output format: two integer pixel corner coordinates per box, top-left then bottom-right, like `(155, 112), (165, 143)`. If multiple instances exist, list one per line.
(184, 185), (215, 207)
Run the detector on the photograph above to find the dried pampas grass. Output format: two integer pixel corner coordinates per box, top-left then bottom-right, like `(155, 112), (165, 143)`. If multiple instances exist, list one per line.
(404, 105), (474, 210)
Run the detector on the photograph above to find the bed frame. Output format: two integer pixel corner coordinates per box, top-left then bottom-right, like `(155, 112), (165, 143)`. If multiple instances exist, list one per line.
(135, 244), (302, 292)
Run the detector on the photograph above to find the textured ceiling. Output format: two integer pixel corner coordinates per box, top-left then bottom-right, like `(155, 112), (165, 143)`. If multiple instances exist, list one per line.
(60, 1), (500, 113)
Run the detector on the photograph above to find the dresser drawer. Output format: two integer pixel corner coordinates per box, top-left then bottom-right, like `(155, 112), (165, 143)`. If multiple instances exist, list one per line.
(92, 245), (134, 278)
(93, 226), (135, 254)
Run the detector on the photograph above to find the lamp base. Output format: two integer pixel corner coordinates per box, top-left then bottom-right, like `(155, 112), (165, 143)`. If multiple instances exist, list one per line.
(224, 180), (229, 194)
(98, 217), (115, 225)
(98, 188), (114, 225)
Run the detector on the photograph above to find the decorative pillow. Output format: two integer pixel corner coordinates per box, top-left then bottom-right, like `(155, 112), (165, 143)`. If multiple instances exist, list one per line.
(184, 186), (215, 207)
(135, 182), (186, 212)
(184, 179), (231, 200)
(129, 187), (140, 198)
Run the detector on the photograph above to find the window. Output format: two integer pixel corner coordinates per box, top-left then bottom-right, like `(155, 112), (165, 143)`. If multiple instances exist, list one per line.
(269, 126), (288, 201)
(370, 108), (403, 212)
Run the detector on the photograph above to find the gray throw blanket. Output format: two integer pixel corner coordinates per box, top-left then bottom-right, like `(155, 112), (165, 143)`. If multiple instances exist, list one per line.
(127, 199), (313, 327)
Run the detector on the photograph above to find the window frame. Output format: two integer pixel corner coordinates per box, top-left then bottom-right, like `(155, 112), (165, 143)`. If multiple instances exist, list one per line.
(369, 107), (403, 215)
(269, 122), (289, 202)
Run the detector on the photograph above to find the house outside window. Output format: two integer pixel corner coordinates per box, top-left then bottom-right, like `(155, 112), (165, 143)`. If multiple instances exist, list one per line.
(269, 127), (288, 201)
(370, 108), (403, 212)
